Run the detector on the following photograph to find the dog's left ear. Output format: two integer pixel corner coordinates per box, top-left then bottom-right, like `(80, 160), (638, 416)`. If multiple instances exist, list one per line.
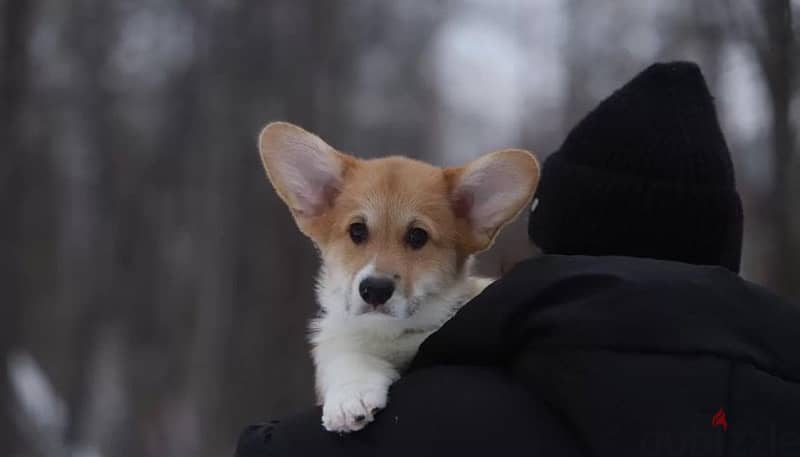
(446, 149), (540, 252)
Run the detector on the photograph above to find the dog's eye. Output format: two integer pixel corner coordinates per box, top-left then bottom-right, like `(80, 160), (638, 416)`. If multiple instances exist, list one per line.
(348, 222), (368, 244)
(406, 227), (428, 250)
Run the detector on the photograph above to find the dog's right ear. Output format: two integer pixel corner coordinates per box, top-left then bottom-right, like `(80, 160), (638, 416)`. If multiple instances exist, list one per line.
(259, 122), (347, 221)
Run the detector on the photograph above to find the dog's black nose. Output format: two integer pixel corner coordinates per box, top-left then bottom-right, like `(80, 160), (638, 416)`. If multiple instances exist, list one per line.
(359, 277), (395, 306)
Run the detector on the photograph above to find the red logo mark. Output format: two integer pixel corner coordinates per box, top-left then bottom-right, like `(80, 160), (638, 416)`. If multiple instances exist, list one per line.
(711, 408), (728, 432)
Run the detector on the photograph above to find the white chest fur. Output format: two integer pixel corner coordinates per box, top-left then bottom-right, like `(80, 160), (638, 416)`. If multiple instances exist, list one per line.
(309, 276), (492, 433)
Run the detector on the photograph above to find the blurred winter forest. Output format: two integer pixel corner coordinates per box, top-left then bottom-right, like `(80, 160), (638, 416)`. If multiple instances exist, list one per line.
(1, 1), (798, 456)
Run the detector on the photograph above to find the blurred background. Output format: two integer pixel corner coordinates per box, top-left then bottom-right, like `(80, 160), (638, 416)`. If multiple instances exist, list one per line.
(1, 1), (798, 456)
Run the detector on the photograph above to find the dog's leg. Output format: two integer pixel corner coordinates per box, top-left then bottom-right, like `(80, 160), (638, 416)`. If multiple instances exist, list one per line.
(313, 341), (399, 433)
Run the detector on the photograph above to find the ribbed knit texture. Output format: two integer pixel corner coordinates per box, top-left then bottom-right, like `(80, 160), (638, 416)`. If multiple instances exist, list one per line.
(528, 61), (743, 272)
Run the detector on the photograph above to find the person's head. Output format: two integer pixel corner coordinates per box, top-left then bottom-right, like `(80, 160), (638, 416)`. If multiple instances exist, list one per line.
(528, 61), (743, 272)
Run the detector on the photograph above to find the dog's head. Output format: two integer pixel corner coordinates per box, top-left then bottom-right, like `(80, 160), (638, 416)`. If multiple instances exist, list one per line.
(259, 122), (539, 318)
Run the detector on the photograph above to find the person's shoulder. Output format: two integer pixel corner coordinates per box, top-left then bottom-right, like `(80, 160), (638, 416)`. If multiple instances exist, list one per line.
(511, 253), (733, 280)
(491, 254), (800, 380)
(416, 254), (800, 381)
(503, 254), (800, 336)
(507, 254), (784, 303)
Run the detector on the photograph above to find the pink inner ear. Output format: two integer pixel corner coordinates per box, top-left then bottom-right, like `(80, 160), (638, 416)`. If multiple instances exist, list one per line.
(453, 159), (530, 231)
(293, 180), (341, 217)
(451, 191), (473, 220)
(275, 146), (342, 218)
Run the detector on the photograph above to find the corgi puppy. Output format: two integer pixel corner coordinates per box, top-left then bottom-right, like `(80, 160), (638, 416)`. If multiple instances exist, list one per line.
(258, 122), (540, 433)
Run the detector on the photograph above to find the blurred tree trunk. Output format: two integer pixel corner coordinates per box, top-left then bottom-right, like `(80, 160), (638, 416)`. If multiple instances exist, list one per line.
(691, 2), (725, 85)
(562, 0), (594, 132)
(65, 0), (119, 447)
(756, 0), (798, 300)
(190, 3), (336, 454)
(0, 1), (33, 455)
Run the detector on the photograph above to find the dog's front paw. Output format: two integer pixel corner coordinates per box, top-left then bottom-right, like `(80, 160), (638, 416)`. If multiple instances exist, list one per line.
(321, 380), (388, 433)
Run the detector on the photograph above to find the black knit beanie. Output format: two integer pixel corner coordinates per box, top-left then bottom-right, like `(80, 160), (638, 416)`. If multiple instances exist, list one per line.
(528, 61), (743, 272)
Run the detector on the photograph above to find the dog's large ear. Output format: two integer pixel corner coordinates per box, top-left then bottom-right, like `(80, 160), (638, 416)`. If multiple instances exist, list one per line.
(446, 149), (540, 252)
(259, 122), (347, 221)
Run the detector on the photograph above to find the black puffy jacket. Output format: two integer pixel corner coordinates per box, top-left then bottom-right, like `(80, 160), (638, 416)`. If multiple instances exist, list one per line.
(237, 255), (800, 456)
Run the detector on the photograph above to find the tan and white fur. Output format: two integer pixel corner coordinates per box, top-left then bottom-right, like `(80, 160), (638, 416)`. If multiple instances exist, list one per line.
(258, 122), (540, 433)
